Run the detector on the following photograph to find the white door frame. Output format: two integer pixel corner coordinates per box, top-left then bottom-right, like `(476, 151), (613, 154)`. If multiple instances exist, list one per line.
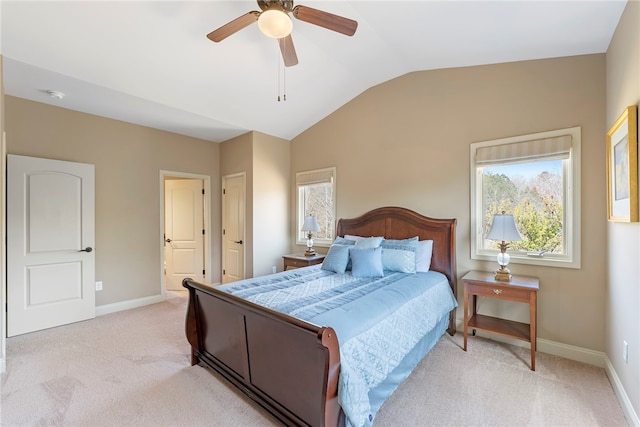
(1, 132), (6, 373)
(222, 172), (246, 283)
(159, 170), (211, 295)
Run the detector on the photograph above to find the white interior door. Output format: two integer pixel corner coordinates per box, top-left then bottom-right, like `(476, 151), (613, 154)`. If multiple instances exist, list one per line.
(7, 155), (95, 337)
(222, 174), (245, 284)
(164, 179), (204, 290)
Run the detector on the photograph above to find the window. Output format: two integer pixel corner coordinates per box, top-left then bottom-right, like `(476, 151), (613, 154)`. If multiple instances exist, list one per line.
(470, 127), (581, 268)
(296, 167), (336, 247)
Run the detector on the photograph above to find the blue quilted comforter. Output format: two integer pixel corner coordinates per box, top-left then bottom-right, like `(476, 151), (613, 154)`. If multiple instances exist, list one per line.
(220, 265), (457, 427)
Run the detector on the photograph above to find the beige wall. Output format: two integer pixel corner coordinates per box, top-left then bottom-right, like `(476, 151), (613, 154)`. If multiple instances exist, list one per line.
(5, 96), (221, 305)
(606, 0), (640, 418)
(292, 54), (607, 352)
(220, 131), (290, 277)
(252, 132), (290, 276)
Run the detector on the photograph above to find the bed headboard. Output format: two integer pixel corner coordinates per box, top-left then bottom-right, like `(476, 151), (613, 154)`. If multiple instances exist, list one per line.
(336, 206), (457, 298)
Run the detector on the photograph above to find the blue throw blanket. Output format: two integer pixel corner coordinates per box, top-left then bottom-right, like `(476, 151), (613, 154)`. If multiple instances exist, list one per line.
(220, 265), (457, 427)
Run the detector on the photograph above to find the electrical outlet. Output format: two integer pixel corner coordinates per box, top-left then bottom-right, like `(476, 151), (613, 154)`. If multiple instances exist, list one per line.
(272, 266), (277, 274)
(623, 341), (629, 363)
(95, 281), (103, 291)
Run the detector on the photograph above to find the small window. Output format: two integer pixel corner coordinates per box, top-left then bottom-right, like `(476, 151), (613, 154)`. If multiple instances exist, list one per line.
(470, 127), (581, 268)
(296, 167), (336, 247)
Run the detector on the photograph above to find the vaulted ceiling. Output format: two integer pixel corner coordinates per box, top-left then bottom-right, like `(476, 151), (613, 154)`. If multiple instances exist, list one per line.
(1, 1), (627, 142)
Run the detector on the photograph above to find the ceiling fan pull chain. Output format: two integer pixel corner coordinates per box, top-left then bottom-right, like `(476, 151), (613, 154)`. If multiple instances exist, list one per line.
(276, 48), (287, 102)
(277, 49), (281, 102)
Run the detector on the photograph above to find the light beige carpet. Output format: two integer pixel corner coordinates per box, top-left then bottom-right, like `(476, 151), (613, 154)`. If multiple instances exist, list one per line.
(1, 291), (628, 426)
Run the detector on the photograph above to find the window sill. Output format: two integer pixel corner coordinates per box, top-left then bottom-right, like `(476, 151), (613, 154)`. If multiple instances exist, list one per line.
(472, 252), (580, 269)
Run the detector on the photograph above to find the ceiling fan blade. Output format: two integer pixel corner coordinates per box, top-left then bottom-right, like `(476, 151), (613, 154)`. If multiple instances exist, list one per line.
(207, 11), (260, 42)
(278, 34), (299, 67)
(292, 5), (357, 36)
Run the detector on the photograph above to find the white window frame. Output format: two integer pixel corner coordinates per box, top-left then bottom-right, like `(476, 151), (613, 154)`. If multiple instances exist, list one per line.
(296, 167), (336, 248)
(470, 127), (581, 269)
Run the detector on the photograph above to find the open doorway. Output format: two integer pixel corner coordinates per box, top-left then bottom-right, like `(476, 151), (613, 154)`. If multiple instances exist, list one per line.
(160, 171), (211, 293)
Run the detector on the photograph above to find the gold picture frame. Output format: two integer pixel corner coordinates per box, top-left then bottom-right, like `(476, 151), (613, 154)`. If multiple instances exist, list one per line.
(606, 105), (638, 222)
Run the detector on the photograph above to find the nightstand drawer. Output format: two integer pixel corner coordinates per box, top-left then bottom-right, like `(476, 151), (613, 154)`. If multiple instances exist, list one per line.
(287, 258), (313, 268)
(282, 253), (326, 270)
(465, 282), (531, 303)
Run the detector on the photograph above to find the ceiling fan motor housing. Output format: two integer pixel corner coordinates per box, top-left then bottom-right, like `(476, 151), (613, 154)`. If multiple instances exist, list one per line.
(258, 0), (294, 12)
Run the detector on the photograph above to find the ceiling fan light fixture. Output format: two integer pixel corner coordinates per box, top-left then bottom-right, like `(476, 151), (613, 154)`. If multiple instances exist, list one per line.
(258, 9), (292, 38)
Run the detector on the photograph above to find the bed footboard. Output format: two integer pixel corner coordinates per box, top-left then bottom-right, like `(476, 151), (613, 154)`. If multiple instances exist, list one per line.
(183, 278), (341, 427)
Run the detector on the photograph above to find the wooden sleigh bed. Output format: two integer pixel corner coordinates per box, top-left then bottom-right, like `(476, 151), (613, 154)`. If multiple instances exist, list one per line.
(183, 206), (457, 427)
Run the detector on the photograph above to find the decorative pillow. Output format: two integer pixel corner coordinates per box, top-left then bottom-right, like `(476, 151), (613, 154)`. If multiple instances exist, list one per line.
(333, 236), (356, 246)
(344, 234), (363, 242)
(334, 237), (357, 270)
(380, 236), (419, 273)
(416, 239), (434, 272)
(353, 236), (384, 249)
(321, 244), (351, 274)
(350, 247), (384, 278)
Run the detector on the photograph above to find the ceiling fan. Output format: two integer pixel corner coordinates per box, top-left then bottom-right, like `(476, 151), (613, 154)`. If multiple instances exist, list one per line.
(206, 0), (358, 67)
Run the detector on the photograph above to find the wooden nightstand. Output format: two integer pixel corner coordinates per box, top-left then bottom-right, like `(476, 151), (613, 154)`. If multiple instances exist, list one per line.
(282, 253), (326, 270)
(462, 270), (539, 370)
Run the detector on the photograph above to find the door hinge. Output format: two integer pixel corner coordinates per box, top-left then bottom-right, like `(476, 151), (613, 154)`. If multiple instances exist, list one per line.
(223, 269), (226, 275)
(202, 269), (205, 275)
(202, 229), (205, 235)
(223, 188), (226, 195)
(202, 189), (205, 195)
(223, 229), (226, 235)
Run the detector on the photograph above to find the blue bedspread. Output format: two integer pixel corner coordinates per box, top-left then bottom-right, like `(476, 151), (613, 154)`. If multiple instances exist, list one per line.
(220, 265), (457, 427)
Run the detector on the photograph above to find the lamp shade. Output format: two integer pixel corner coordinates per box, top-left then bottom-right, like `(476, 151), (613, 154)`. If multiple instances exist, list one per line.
(301, 215), (320, 232)
(486, 213), (522, 242)
(258, 9), (293, 39)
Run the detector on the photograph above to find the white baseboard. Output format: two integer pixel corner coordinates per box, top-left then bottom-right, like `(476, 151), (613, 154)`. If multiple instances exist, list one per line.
(455, 320), (605, 366)
(95, 294), (165, 317)
(456, 321), (638, 426)
(536, 337), (606, 367)
(604, 356), (640, 427)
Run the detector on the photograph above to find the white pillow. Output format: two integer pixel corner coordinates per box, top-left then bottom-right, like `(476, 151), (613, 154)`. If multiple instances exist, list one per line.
(416, 240), (434, 272)
(354, 236), (384, 249)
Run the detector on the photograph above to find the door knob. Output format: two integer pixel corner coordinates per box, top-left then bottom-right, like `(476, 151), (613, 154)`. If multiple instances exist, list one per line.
(79, 247), (93, 253)
(165, 238), (172, 243)
(234, 240), (243, 244)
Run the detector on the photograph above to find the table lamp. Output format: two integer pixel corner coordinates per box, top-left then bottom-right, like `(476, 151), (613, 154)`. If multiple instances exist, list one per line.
(486, 212), (523, 281)
(301, 215), (320, 256)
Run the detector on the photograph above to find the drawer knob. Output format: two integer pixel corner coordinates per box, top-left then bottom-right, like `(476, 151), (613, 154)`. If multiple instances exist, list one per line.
(493, 289), (503, 295)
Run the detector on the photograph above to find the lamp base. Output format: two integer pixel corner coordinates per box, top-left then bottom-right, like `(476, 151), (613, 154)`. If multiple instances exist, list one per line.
(494, 268), (512, 282)
(304, 248), (316, 257)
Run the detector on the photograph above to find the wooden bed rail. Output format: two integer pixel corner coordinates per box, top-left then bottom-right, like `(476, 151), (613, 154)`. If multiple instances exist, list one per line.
(183, 277), (342, 427)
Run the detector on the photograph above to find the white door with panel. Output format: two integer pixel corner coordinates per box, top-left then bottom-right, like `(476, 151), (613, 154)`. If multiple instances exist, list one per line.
(222, 174), (245, 284)
(7, 155), (95, 337)
(164, 179), (205, 290)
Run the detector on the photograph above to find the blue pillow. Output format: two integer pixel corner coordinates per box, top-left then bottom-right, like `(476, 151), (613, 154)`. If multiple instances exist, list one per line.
(332, 237), (356, 270)
(350, 247), (384, 278)
(381, 237), (418, 273)
(321, 244), (351, 274)
(333, 236), (356, 246)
